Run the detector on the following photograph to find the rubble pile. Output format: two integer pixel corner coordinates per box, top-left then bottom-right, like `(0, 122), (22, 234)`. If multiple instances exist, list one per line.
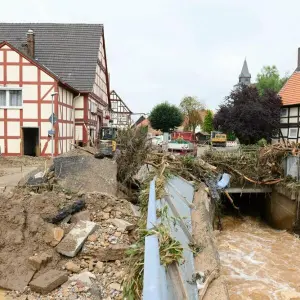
(0, 187), (138, 300)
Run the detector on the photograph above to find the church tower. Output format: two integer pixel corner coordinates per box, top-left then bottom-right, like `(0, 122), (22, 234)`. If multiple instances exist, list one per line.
(239, 59), (251, 86)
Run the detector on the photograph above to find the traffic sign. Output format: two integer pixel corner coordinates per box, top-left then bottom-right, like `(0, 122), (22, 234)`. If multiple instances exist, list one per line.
(48, 129), (55, 137)
(49, 113), (58, 125)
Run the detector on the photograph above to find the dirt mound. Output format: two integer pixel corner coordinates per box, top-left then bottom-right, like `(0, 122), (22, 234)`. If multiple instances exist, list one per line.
(0, 187), (137, 298)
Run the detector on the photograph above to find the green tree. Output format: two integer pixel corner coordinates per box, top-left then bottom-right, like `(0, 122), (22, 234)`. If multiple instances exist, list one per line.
(202, 110), (214, 133)
(180, 96), (205, 133)
(149, 102), (183, 132)
(256, 65), (289, 95)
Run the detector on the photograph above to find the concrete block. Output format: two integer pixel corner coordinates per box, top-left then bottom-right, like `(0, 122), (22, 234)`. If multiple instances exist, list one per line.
(71, 210), (91, 223)
(109, 218), (135, 232)
(56, 221), (97, 257)
(29, 269), (68, 294)
(85, 244), (130, 261)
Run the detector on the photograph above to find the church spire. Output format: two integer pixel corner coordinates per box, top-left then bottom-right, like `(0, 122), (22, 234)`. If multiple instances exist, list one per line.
(239, 59), (251, 85)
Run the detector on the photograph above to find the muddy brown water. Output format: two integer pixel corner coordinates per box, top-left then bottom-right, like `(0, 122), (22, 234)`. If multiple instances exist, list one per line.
(217, 216), (300, 300)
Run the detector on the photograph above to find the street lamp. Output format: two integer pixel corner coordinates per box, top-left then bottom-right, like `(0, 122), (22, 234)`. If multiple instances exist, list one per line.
(51, 92), (58, 158)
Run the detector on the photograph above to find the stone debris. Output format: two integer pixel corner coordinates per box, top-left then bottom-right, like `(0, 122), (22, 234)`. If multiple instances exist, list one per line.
(84, 244), (130, 262)
(65, 261), (81, 273)
(71, 210), (91, 223)
(56, 220), (97, 257)
(69, 271), (96, 286)
(29, 269), (68, 294)
(44, 226), (65, 247)
(109, 218), (135, 232)
(28, 252), (52, 271)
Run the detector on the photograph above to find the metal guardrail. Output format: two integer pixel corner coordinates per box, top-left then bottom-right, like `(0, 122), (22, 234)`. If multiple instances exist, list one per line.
(143, 176), (198, 300)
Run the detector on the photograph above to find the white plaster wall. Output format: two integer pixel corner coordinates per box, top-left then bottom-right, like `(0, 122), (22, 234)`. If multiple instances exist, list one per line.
(0, 139), (4, 154)
(0, 109), (3, 118)
(23, 66), (38, 81)
(40, 72), (54, 83)
(75, 110), (84, 119)
(41, 103), (52, 119)
(290, 107), (298, 117)
(7, 139), (20, 153)
(75, 125), (83, 140)
(281, 128), (288, 136)
(41, 85), (54, 100)
(0, 51), (3, 62)
(7, 121), (20, 136)
(74, 96), (84, 108)
(281, 118), (288, 124)
(23, 103), (38, 119)
(41, 122), (50, 137)
(0, 121), (4, 135)
(0, 66), (3, 81)
(7, 110), (20, 118)
(7, 66), (19, 81)
(289, 117), (298, 123)
(23, 85), (38, 101)
(23, 121), (38, 127)
(6, 51), (19, 63)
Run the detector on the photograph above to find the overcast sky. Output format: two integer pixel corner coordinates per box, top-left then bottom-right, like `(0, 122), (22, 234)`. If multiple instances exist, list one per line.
(1, 0), (299, 115)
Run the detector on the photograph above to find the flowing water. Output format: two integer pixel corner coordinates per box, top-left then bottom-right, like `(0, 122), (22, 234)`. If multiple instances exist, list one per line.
(217, 216), (300, 300)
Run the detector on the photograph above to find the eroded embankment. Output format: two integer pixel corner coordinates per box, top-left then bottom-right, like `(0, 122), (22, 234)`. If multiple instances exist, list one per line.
(192, 183), (229, 300)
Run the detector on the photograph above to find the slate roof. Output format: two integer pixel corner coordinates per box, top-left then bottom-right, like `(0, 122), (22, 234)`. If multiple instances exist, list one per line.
(0, 23), (103, 92)
(239, 59), (251, 78)
(278, 71), (300, 106)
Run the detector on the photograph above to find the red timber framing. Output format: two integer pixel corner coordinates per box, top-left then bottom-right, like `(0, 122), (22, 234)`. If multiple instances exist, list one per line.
(0, 41), (78, 156)
(110, 90), (132, 128)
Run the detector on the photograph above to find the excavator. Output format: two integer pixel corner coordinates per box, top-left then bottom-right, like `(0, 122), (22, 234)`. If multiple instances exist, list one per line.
(94, 126), (118, 158)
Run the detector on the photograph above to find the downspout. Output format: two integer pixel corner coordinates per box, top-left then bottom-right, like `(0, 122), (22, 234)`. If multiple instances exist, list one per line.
(72, 93), (81, 145)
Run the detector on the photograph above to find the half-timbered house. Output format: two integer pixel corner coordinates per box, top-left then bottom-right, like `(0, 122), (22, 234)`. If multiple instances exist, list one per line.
(279, 48), (300, 143)
(0, 23), (110, 156)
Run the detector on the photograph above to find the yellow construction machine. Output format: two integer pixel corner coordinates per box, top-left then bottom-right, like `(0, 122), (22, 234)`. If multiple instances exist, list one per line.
(94, 126), (118, 158)
(211, 131), (227, 147)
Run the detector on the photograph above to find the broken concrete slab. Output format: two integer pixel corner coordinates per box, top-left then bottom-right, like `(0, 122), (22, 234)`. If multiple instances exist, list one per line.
(56, 221), (97, 257)
(83, 244), (130, 261)
(109, 218), (135, 232)
(71, 210), (90, 223)
(29, 269), (68, 294)
(0, 265), (35, 291)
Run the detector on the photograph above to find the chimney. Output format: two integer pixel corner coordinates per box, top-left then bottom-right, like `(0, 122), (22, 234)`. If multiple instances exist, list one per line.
(26, 29), (35, 58)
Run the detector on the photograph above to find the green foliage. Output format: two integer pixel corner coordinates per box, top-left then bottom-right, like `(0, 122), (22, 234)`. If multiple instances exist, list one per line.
(149, 102), (183, 132)
(257, 138), (267, 147)
(180, 96), (205, 133)
(202, 110), (214, 133)
(226, 131), (236, 141)
(256, 65), (289, 96)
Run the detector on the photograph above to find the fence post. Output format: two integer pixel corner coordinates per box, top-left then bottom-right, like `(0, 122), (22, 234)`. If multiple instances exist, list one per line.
(143, 179), (161, 300)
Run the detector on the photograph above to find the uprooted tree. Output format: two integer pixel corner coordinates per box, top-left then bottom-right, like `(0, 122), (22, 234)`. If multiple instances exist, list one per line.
(214, 85), (282, 144)
(148, 102), (183, 132)
(180, 96), (205, 134)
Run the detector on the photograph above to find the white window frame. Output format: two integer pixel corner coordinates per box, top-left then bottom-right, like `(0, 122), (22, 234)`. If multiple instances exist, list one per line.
(288, 128), (298, 138)
(0, 87), (23, 109)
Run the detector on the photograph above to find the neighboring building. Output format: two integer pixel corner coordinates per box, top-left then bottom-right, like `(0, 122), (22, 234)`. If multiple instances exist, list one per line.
(278, 48), (300, 143)
(0, 23), (110, 156)
(110, 90), (132, 128)
(133, 116), (161, 136)
(238, 59), (251, 86)
(177, 110), (208, 133)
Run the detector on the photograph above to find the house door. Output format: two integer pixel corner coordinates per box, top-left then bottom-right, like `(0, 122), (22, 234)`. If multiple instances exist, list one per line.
(22, 127), (39, 156)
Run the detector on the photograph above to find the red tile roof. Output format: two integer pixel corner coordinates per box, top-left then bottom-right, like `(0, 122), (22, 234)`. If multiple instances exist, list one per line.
(279, 71), (300, 106)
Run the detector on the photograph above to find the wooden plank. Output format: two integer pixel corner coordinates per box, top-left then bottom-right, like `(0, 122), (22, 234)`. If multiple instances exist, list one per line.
(167, 262), (188, 300)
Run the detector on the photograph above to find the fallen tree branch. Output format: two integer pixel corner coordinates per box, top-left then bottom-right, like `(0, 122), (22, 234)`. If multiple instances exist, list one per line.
(223, 191), (239, 210)
(198, 268), (219, 300)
